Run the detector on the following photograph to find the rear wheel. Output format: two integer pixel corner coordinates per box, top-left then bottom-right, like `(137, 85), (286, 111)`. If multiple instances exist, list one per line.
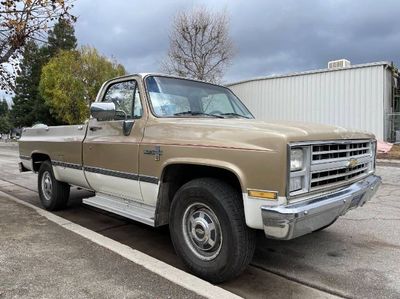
(38, 160), (70, 211)
(169, 178), (256, 283)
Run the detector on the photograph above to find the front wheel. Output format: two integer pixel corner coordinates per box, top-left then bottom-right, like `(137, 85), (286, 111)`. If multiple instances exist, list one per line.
(169, 178), (256, 283)
(38, 160), (70, 211)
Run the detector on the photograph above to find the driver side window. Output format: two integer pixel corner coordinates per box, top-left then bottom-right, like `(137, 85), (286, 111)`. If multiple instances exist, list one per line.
(103, 80), (142, 120)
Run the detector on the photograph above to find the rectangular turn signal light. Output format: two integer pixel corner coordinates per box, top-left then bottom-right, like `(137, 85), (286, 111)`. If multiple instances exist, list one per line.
(248, 190), (278, 200)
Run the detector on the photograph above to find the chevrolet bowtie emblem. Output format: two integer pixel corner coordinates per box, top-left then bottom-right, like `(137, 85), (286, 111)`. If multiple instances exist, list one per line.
(144, 146), (163, 161)
(347, 158), (358, 169)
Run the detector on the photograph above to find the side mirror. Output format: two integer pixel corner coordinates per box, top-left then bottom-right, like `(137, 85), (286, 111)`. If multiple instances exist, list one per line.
(90, 102), (116, 121)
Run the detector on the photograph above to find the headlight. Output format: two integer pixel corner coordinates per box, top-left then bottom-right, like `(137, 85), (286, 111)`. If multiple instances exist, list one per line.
(288, 145), (310, 196)
(290, 148), (304, 171)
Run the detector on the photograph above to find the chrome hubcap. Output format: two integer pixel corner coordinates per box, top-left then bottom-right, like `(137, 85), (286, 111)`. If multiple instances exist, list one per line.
(182, 203), (222, 261)
(41, 171), (53, 201)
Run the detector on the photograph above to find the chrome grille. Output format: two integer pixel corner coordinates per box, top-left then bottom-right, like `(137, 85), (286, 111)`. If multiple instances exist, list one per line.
(312, 141), (370, 161)
(310, 141), (373, 191)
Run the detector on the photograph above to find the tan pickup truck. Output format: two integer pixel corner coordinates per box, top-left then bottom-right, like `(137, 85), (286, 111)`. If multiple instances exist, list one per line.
(18, 74), (381, 283)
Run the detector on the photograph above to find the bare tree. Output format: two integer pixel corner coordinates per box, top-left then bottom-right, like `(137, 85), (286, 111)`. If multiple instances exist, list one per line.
(162, 7), (234, 83)
(0, 0), (75, 93)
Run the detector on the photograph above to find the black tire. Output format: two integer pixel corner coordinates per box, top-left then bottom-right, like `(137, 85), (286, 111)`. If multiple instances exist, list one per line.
(38, 160), (70, 211)
(169, 178), (256, 283)
(313, 217), (338, 232)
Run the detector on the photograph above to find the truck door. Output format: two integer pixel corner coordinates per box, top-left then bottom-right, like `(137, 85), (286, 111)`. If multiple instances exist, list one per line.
(83, 77), (145, 201)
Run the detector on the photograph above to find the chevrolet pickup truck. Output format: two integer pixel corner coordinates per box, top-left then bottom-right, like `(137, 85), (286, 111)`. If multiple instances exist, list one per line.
(18, 73), (381, 283)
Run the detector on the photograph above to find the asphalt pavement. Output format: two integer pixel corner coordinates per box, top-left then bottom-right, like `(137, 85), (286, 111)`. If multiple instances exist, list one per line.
(1, 142), (399, 298)
(0, 193), (203, 299)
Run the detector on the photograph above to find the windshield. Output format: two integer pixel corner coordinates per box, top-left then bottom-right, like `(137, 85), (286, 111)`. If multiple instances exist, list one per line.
(145, 76), (254, 119)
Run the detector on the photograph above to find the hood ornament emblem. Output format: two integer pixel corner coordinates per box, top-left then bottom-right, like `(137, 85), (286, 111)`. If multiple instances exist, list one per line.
(347, 158), (358, 169)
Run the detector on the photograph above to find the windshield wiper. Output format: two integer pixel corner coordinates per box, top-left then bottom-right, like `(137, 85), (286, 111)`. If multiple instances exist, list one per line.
(218, 113), (250, 119)
(174, 111), (224, 118)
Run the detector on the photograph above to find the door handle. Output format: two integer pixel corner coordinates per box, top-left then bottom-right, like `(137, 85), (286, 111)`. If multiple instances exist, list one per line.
(89, 126), (102, 131)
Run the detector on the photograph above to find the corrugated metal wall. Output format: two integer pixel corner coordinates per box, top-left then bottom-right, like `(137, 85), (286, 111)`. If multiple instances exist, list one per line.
(228, 65), (389, 140)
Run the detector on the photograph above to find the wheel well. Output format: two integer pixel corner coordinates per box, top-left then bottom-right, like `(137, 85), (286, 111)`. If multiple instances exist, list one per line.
(31, 153), (50, 172)
(155, 164), (242, 226)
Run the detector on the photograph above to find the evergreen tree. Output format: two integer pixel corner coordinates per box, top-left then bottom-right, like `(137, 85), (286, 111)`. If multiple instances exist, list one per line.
(10, 19), (77, 127)
(0, 99), (11, 134)
(0, 99), (8, 116)
(47, 19), (78, 57)
(10, 41), (44, 127)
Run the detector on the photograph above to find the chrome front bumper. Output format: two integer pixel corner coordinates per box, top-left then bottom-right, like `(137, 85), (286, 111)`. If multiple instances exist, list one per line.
(261, 175), (382, 240)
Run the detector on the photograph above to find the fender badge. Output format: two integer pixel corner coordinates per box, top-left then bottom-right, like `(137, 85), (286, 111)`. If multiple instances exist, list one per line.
(144, 146), (163, 161)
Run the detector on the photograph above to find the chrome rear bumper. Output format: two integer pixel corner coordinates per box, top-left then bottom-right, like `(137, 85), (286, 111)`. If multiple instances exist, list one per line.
(261, 175), (381, 240)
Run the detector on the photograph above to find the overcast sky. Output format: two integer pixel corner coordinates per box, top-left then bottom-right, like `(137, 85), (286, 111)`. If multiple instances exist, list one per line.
(70, 0), (400, 83)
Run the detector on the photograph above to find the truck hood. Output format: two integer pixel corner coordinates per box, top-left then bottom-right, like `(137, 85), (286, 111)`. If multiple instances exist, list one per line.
(219, 119), (374, 141)
(146, 118), (374, 152)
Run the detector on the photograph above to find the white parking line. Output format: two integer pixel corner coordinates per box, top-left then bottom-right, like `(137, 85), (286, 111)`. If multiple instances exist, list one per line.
(0, 190), (242, 299)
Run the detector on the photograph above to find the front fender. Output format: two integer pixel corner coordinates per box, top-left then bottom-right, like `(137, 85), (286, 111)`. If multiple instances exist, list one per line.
(161, 157), (246, 192)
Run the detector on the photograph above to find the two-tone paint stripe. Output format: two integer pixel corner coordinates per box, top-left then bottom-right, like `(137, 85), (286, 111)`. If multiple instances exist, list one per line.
(51, 160), (159, 185)
(138, 175), (159, 184)
(52, 160), (82, 170)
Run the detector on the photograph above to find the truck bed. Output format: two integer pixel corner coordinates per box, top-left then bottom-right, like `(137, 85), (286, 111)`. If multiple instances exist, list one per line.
(19, 124), (90, 188)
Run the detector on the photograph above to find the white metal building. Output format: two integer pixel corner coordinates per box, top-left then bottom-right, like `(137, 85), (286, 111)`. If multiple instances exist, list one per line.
(227, 61), (400, 141)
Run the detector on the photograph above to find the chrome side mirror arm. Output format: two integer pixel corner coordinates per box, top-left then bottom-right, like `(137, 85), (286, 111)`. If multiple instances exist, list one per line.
(123, 119), (134, 136)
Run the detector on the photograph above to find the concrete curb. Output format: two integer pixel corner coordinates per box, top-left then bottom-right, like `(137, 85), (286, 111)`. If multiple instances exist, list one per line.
(0, 190), (241, 299)
(377, 158), (400, 164)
